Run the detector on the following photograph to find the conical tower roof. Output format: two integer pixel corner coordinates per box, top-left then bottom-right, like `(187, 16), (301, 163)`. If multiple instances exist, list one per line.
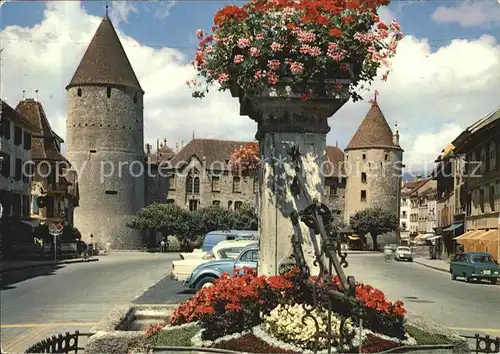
(66, 16), (143, 92)
(346, 102), (400, 150)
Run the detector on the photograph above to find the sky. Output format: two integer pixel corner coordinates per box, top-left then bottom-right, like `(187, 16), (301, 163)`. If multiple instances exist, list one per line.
(1, 0), (499, 176)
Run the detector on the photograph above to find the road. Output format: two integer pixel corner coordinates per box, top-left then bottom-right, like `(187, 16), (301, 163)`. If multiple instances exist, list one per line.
(0, 252), (186, 353)
(344, 254), (500, 338)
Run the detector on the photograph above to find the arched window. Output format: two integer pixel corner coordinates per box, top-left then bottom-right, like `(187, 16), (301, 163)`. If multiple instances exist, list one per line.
(361, 172), (367, 183)
(186, 176), (193, 194)
(193, 177), (200, 194)
(77, 88), (82, 97)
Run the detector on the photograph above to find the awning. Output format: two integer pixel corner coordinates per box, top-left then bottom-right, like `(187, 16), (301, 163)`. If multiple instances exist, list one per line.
(348, 235), (360, 241)
(443, 223), (463, 232)
(478, 230), (499, 241)
(454, 230), (480, 240)
(427, 235), (442, 241)
(20, 219), (40, 228)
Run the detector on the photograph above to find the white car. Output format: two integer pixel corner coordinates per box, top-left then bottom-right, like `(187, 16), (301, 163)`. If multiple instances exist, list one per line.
(394, 246), (414, 262)
(171, 239), (257, 281)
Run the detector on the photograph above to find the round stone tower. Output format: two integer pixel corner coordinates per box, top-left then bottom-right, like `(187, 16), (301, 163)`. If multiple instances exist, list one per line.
(344, 100), (404, 225)
(65, 14), (145, 249)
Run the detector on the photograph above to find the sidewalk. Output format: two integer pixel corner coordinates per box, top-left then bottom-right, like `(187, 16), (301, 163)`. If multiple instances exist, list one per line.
(0, 257), (99, 273)
(413, 257), (450, 273)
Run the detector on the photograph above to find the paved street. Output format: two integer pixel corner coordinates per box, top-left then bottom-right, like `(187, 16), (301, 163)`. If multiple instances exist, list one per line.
(0, 252), (181, 353)
(345, 254), (500, 338)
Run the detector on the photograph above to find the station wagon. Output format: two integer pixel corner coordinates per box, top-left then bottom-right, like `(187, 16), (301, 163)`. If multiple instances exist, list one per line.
(450, 252), (499, 284)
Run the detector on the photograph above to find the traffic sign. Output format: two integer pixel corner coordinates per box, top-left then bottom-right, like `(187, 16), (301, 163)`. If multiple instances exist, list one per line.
(56, 224), (63, 231)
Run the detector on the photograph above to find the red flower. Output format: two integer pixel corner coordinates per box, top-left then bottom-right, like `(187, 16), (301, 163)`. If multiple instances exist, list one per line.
(328, 28), (343, 37)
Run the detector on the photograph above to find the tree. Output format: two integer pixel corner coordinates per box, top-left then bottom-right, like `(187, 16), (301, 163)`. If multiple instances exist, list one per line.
(128, 202), (187, 238)
(197, 205), (236, 234)
(349, 207), (399, 250)
(233, 203), (258, 230)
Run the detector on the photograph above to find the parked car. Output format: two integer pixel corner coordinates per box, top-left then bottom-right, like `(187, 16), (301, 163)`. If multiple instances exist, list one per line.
(183, 243), (259, 291)
(394, 246), (414, 262)
(450, 252), (500, 284)
(179, 230), (258, 260)
(171, 239), (257, 281)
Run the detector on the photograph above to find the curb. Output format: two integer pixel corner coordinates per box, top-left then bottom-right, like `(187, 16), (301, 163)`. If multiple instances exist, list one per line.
(413, 259), (449, 273)
(0, 257), (99, 273)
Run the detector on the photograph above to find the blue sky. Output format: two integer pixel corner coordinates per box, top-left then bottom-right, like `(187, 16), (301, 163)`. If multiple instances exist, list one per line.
(1, 0), (499, 173)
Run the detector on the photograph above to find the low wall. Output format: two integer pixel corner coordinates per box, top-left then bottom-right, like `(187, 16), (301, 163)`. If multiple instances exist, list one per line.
(86, 305), (469, 354)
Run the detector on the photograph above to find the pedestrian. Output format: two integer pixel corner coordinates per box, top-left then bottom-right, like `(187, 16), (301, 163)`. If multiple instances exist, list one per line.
(160, 239), (166, 253)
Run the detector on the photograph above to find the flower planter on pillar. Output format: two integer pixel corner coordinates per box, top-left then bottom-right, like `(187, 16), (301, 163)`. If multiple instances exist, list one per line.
(233, 81), (349, 275)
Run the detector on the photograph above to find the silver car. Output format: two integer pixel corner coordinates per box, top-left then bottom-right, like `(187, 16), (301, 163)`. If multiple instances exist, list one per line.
(183, 243), (259, 292)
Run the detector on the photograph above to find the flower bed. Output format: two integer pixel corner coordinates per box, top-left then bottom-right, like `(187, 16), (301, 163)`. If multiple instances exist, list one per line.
(137, 268), (443, 353)
(188, 0), (403, 100)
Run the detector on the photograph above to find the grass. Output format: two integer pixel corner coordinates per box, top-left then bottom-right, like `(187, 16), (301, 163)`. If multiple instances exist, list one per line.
(153, 324), (202, 347)
(404, 324), (451, 345)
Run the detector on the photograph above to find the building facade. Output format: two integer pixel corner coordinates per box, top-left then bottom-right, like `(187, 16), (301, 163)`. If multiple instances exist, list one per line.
(16, 99), (79, 228)
(408, 178), (437, 236)
(0, 100), (40, 245)
(65, 15), (145, 248)
(400, 180), (421, 240)
(343, 101), (404, 241)
(452, 107), (500, 261)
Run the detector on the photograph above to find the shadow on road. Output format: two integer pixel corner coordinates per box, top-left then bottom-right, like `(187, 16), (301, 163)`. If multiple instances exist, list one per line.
(134, 275), (193, 305)
(0, 264), (65, 289)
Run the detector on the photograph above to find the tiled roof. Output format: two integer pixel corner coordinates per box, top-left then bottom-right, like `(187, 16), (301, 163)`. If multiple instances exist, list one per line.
(15, 99), (69, 163)
(324, 146), (345, 176)
(168, 138), (344, 175)
(66, 16), (143, 92)
(148, 141), (176, 164)
(1, 100), (40, 133)
(346, 102), (401, 150)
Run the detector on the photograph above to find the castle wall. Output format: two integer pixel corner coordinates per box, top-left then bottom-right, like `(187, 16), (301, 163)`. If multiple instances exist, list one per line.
(66, 85), (145, 248)
(344, 148), (403, 224)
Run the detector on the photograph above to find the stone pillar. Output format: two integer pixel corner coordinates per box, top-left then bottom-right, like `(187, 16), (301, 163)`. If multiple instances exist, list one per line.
(241, 95), (346, 276)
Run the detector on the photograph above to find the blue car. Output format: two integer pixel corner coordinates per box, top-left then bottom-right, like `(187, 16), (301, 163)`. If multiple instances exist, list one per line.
(184, 243), (259, 291)
(450, 252), (500, 284)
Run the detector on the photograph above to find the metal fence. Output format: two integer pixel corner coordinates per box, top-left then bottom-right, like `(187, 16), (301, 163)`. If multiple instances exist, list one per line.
(24, 330), (93, 353)
(464, 334), (500, 354)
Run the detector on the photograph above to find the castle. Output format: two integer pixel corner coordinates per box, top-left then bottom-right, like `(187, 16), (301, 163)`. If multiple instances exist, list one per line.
(67, 15), (403, 248)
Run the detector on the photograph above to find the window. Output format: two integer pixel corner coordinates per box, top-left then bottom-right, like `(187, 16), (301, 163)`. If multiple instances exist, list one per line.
(23, 131), (32, 150)
(253, 178), (258, 193)
(107, 87), (112, 98)
(362, 153), (366, 160)
(489, 185), (495, 212)
(166, 199), (175, 204)
(489, 141), (496, 171)
(15, 158), (22, 181)
(361, 172), (367, 183)
(22, 195), (30, 217)
(402, 222), (407, 230)
(239, 249), (259, 262)
(77, 88), (82, 97)
(14, 126), (22, 146)
(228, 201), (233, 209)
(105, 190), (118, 195)
(402, 211), (407, 218)
(89, 149), (97, 153)
(329, 185), (337, 196)
(361, 190), (367, 201)
(479, 188), (485, 213)
(32, 195), (39, 214)
(189, 199), (198, 211)
(211, 176), (220, 191)
(1, 118), (10, 139)
(232, 177), (241, 193)
(1, 154), (10, 177)
(212, 200), (221, 207)
(385, 153), (389, 161)
(193, 177), (200, 194)
(234, 201), (242, 210)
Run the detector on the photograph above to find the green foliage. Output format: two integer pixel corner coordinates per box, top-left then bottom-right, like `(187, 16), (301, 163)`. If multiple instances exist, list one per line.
(349, 207), (398, 249)
(128, 202), (258, 246)
(153, 324), (201, 347)
(403, 324), (451, 345)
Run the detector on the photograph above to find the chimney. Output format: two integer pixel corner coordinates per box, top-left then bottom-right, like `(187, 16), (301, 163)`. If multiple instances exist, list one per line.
(392, 121), (399, 146)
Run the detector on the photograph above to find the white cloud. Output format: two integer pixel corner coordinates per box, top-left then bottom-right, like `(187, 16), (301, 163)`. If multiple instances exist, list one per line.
(108, 1), (138, 25)
(1, 1), (499, 175)
(431, 0), (500, 28)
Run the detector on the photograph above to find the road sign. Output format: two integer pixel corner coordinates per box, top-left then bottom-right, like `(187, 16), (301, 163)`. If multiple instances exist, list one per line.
(56, 224), (63, 231)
